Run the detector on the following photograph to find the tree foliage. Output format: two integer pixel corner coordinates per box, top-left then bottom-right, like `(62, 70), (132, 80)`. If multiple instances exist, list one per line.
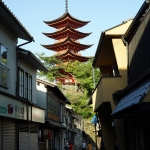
(36, 52), (65, 81)
(66, 92), (94, 119)
(36, 53), (101, 118)
(65, 59), (100, 96)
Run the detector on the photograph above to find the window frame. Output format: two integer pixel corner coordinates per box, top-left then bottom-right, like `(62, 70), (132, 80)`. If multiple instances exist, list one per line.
(0, 44), (10, 88)
(19, 68), (24, 97)
(47, 93), (60, 117)
(18, 67), (32, 101)
(0, 44), (7, 65)
(25, 72), (32, 101)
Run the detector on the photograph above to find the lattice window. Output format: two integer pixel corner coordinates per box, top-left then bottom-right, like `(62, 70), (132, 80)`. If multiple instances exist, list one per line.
(47, 93), (60, 116)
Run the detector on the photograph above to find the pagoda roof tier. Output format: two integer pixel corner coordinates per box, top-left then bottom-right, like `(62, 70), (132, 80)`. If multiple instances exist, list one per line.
(56, 50), (90, 62)
(55, 69), (76, 85)
(55, 77), (75, 85)
(42, 25), (91, 40)
(44, 12), (90, 29)
(41, 38), (93, 52)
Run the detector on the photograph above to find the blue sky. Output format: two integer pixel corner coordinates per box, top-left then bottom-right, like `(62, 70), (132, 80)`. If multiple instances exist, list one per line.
(3, 0), (144, 57)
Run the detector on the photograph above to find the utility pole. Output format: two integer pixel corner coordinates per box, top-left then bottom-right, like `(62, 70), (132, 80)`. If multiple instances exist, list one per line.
(92, 67), (96, 88)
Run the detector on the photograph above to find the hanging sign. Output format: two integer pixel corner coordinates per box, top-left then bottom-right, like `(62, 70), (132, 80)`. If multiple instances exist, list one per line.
(32, 106), (45, 123)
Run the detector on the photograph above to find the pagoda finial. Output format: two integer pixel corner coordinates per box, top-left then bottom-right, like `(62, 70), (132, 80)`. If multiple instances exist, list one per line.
(65, 0), (68, 12)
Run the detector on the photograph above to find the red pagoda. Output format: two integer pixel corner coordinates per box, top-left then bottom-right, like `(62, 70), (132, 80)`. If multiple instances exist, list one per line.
(41, 0), (93, 85)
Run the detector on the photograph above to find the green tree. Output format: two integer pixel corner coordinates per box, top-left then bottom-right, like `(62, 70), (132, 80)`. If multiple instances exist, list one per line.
(65, 58), (100, 96)
(66, 92), (94, 119)
(36, 53), (101, 118)
(36, 52), (66, 81)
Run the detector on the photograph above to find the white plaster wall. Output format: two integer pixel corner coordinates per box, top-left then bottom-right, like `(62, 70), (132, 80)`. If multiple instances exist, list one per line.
(36, 82), (47, 112)
(0, 28), (17, 95)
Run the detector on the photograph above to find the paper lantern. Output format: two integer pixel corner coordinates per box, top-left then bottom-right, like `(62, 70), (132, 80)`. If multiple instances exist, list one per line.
(47, 132), (51, 139)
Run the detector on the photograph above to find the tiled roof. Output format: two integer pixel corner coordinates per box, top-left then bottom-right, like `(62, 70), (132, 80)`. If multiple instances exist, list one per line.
(56, 50), (90, 62)
(36, 78), (71, 104)
(41, 38), (93, 51)
(42, 25), (91, 40)
(17, 48), (48, 72)
(44, 12), (90, 25)
(123, 1), (149, 43)
(0, 1), (34, 41)
(112, 81), (150, 115)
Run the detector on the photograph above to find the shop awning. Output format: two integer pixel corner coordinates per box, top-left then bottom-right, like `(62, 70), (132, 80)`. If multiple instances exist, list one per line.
(111, 81), (150, 116)
(69, 128), (77, 134)
(71, 115), (78, 120)
(46, 120), (67, 129)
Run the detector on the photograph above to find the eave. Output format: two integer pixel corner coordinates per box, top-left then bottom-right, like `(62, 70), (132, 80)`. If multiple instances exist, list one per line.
(54, 69), (76, 84)
(42, 25), (91, 40)
(44, 12), (90, 29)
(36, 78), (71, 104)
(113, 69), (150, 102)
(0, 1), (34, 42)
(56, 50), (90, 62)
(55, 77), (75, 85)
(93, 19), (133, 67)
(123, 1), (149, 43)
(41, 38), (93, 52)
(17, 48), (48, 72)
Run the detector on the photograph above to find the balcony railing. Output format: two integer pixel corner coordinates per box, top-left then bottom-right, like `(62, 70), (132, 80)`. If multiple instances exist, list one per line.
(0, 63), (10, 88)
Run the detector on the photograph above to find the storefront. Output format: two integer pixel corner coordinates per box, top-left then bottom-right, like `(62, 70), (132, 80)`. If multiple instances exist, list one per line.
(38, 120), (67, 150)
(0, 94), (45, 150)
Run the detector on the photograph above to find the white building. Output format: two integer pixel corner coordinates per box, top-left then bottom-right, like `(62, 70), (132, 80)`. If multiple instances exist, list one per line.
(0, 1), (48, 149)
(36, 78), (72, 150)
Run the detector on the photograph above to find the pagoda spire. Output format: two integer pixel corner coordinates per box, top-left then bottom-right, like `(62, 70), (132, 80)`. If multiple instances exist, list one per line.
(65, 0), (68, 12)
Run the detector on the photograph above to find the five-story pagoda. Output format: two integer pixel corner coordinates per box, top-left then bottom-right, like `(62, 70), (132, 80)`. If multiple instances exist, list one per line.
(41, 0), (93, 86)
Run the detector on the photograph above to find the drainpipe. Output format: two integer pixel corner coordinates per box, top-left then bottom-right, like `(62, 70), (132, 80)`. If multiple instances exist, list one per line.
(59, 126), (70, 148)
(122, 37), (129, 84)
(15, 40), (32, 150)
(126, 42), (129, 85)
(16, 41), (32, 95)
(17, 41), (32, 48)
(121, 37), (129, 150)
(60, 126), (70, 135)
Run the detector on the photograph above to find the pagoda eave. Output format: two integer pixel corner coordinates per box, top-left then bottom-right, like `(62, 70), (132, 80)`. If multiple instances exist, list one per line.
(44, 12), (90, 29)
(48, 21), (89, 29)
(56, 50), (90, 62)
(41, 39), (93, 52)
(42, 27), (91, 40)
(57, 55), (89, 62)
(41, 45), (91, 52)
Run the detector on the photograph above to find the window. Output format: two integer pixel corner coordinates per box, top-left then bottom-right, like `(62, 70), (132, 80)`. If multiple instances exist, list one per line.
(19, 69), (24, 97)
(25, 73), (32, 101)
(0, 44), (7, 65)
(18, 68), (32, 101)
(111, 64), (119, 76)
(47, 93), (60, 116)
(0, 44), (10, 88)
